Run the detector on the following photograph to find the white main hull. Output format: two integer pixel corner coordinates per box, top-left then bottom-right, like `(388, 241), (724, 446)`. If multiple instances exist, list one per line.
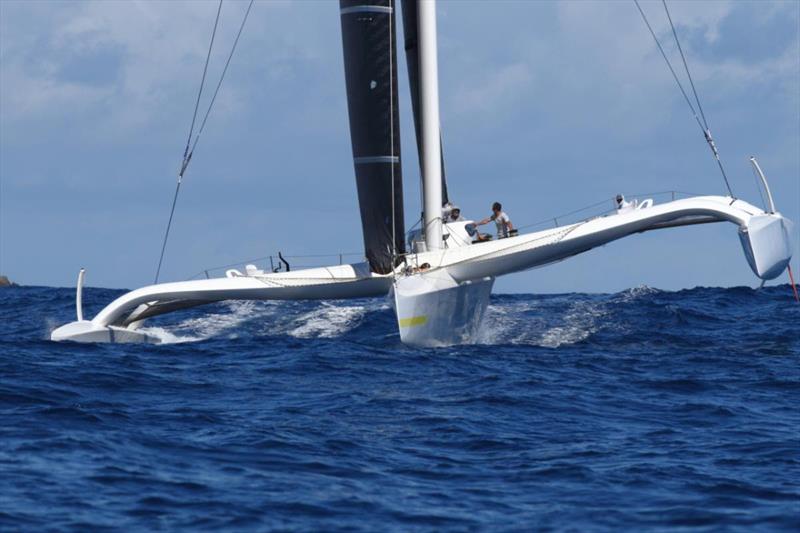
(51, 195), (793, 344)
(392, 271), (494, 347)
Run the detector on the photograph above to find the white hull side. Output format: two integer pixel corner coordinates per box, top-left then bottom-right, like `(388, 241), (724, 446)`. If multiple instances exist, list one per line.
(50, 321), (162, 343)
(50, 262), (391, 342)
(738, 214), (794, 280)
(392, 270), (494, 347)
(410, 197), (790, 282)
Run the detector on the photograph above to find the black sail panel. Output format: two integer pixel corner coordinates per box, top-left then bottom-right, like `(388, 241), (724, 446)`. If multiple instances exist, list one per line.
(400, 0), (449, 205)
(340, 0), (405, 274)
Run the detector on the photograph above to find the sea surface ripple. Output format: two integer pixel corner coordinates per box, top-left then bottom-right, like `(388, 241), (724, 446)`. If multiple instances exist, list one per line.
(1, 285), (798, 531)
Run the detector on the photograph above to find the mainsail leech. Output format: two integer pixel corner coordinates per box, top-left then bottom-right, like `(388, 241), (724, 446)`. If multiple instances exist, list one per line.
(340, 0), (406, 274)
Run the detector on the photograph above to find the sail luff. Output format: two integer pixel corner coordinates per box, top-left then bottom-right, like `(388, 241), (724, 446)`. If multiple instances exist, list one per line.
(340, 0), (406, 274)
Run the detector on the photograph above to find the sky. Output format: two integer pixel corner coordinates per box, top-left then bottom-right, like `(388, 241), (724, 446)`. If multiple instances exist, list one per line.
(1, 0), (798, 294)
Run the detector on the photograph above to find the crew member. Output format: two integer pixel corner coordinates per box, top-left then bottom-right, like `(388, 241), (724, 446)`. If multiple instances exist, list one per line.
(477, 202), (513, 239)
(446, 205), (464, 222)
(616, 194), (635, 213)
(442, 202), (454, 221)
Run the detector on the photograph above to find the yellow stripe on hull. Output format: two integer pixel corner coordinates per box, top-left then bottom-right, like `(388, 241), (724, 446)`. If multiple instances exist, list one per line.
(398, 316), (428, 328)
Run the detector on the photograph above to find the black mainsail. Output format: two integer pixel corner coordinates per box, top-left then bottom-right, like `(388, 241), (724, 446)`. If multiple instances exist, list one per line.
(400, 0), (448, 205)
(340, 0), (406, 274)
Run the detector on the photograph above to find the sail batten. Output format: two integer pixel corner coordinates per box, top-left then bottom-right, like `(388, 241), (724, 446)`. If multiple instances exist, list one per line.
(354, 156), (400, 164)
(340, 5), (393, 15)
(340, 0), (405, 274)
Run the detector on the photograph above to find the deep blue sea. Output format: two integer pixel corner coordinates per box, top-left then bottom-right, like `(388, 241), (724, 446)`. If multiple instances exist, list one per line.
(1, 284), (798, 531)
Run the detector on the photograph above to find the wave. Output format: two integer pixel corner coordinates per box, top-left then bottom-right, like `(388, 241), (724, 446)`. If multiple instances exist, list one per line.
(26, 283), (800, 347)
(139, 301), (271, 344)
(3, 285), (798, 531)
(288, 303), (371, 339)
(477, 298), (609, 348)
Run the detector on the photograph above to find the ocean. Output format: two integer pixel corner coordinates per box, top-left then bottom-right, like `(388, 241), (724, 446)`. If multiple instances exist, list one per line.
(1, 285), (798, 531)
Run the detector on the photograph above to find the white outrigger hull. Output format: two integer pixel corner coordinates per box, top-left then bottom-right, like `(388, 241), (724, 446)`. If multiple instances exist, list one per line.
(51, 195), (793, 345)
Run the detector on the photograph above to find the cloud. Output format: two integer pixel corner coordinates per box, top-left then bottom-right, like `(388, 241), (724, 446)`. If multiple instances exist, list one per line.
(0, 0), (796, 289)
(438, 1), (796, 141)
(0, 0), (329, 141)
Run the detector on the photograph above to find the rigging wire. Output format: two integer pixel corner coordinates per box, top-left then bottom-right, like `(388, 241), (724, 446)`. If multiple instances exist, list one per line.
(154, 0), (222, 285)
(187, 0), (255, 168)
(662, 0), (708, 131)
(154, 0), (255, 283)
(184, 1), (223, 168)
(633, 0), (735, 198)
(389, 0), (397, 271)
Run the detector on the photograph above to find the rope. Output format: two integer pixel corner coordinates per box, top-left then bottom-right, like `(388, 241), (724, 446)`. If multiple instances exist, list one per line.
(389, 0), (397, 269)
(661, 0), (734, 198)
(516, 198), (614, 232)
(662, 0), (707, 130)
(788, 265), (800, 303)
(154, 181), (183, 283)
(154, 1), (223, 284)
(183, 1), (222, 168)
(513, 190), (706, 234)
(633, 0), (735, 198)
(188, 0), (255, 167)
(154, 0), (255, 283)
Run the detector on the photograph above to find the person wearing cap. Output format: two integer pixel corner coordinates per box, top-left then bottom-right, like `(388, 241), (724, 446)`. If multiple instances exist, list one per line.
(477, 202), (514, 239)
(443, 203), (483, 242)
(441, 202), (454, 221)
(446, 205), (464, 222)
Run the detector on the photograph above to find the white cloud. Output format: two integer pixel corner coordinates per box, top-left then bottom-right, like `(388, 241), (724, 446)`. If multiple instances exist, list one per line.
(0, 0), (328, 140)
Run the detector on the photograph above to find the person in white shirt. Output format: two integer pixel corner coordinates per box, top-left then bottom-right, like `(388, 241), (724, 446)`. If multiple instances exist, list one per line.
(477, 202), (514, 239)
(441, 202), (454, 221)
(615, 194), (635, 213)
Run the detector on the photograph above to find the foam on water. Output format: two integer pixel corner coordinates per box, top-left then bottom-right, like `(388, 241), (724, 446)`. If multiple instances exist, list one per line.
(478, 298), (608, 347)
(613, 284), (661, 302)
(141, 301), (272, 343)
(537, 300), (608, 348)
(288, 303), (369, 339)
(134, 326), (197, 344)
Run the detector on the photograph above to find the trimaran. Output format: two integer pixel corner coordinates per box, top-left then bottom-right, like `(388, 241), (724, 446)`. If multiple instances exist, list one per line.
(52, 0), (794, 346)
